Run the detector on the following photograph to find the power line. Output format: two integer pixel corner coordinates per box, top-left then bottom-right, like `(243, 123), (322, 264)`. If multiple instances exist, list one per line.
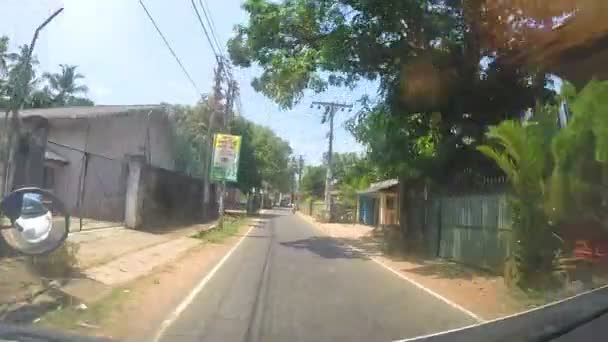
(189, 0), (234, 82)
(138, 0), (201, 94)
(188, 0), (241, 116)
(198, 0), (224, 56)
(199, 0), (220, 42)
(190, 0), (221, 62)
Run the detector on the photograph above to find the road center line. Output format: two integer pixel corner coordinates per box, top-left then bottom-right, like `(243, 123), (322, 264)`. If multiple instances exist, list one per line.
(152, 223), (256, 342)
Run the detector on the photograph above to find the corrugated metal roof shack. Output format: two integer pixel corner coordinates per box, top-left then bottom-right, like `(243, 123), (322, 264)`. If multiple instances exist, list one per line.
(356, 179), (400, 227)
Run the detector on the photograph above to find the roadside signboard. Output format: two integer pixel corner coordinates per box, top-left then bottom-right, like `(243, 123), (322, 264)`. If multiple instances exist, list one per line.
(210, 133), (242, 183)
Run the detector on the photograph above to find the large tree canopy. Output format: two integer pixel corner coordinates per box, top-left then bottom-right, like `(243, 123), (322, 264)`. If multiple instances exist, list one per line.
(229, 0), (564, 180)
(249, 123), (293, 193)
(301, 165), (326, 198)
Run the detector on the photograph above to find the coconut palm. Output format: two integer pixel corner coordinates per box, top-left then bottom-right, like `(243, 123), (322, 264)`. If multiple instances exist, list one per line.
(43, 64), (89, 106)
(3, 44), (40, 108)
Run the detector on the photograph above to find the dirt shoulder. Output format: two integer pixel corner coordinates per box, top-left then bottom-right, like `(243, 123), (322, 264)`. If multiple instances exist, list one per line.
(298, 213), (529, 321)
(38, 218), (255, 340)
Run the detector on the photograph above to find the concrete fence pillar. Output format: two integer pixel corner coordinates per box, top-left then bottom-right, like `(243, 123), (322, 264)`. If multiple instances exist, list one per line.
(125, 157), (145, 229)
(10, 117), (49, 190)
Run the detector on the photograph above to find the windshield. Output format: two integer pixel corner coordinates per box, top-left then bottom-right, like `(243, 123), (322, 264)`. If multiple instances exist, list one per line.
(1, 1), (607, 341)
(20, 193), (47, 217)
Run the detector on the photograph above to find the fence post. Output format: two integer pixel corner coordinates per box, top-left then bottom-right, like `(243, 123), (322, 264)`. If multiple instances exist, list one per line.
(125, 157), (145, 229)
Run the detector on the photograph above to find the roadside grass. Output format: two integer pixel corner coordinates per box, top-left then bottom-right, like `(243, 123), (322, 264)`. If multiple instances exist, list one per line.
(35, 217), (251, 334)
(191, 214), (250, 243)
(39, 287), (129, 332)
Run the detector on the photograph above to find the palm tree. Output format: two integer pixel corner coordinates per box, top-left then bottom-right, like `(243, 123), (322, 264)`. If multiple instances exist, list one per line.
(4, 44), (39, 109)
(43, 64), (89, 106)
(477, 108), (559, 287)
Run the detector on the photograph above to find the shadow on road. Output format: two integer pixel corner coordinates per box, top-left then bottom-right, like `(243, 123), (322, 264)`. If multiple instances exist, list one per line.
(280, 236), (370, 260)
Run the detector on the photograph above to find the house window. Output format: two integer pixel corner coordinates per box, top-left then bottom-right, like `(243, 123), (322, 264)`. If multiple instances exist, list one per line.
(43, 166), (55, 191)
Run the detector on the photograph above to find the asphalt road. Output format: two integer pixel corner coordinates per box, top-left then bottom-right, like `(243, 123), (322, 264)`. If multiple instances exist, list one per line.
(158, 209), (476, 342)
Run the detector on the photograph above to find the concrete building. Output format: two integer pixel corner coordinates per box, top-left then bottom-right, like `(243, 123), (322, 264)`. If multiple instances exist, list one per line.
(21, 105), (175, 221)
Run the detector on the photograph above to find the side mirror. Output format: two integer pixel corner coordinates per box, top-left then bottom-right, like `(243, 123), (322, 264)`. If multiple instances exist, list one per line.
(0, 188), (70, 255)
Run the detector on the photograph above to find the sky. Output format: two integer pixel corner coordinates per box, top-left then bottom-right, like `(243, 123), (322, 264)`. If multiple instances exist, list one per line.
(1, 0), (377, 165)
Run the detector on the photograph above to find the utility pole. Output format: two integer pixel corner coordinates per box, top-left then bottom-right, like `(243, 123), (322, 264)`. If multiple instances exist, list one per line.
(297, 155), (304, 191)
(224, 79), (237, 126)
(311, 101), (352, 220)
(293, 155), (304, 208)
(2, 8), (63, 196)
(204, 60), (226, 225)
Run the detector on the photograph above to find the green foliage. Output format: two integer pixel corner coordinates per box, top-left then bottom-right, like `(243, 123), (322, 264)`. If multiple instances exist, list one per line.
(170, 102), (293, 194)
(330, 152), (379, 207)
(230, 0), (556, 181)
(478, 80), (608, 287)
(43, 64), (90, 106)
(169, 101), (213, 178)
(477, 107), (560, 287)
(2, 44), (40, 109)
(40, 287), (129, 332)
(0, 36), (93, 109)
(548, 80), (608, 226)
(192, 215), (250, 243)
(0, 36), (9, 76)
(230, 117), (261, 193)
(249, 123), (293, 192)
(301, 165), (326, 198)
(346, 98), (443, 179)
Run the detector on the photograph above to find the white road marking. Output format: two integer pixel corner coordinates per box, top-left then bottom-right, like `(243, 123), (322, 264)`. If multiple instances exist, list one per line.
(393, 283), (608, 341)
(299, 214), (484, 323)
(152, 224), (256, 342)
(367, 254), (484, 322)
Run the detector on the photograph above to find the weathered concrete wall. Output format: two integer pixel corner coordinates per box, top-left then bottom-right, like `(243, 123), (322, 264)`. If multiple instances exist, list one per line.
(46, 119), (87, 214)
(11, 117), (49, 189)
(83, 111), (174, 170)
(79, 155), (128, 221)
(138, 164), (217, 228)
(45, 110), (175, 220)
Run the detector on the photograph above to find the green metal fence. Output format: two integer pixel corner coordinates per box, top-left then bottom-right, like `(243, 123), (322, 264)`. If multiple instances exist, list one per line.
(436, 193), (511, 272)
